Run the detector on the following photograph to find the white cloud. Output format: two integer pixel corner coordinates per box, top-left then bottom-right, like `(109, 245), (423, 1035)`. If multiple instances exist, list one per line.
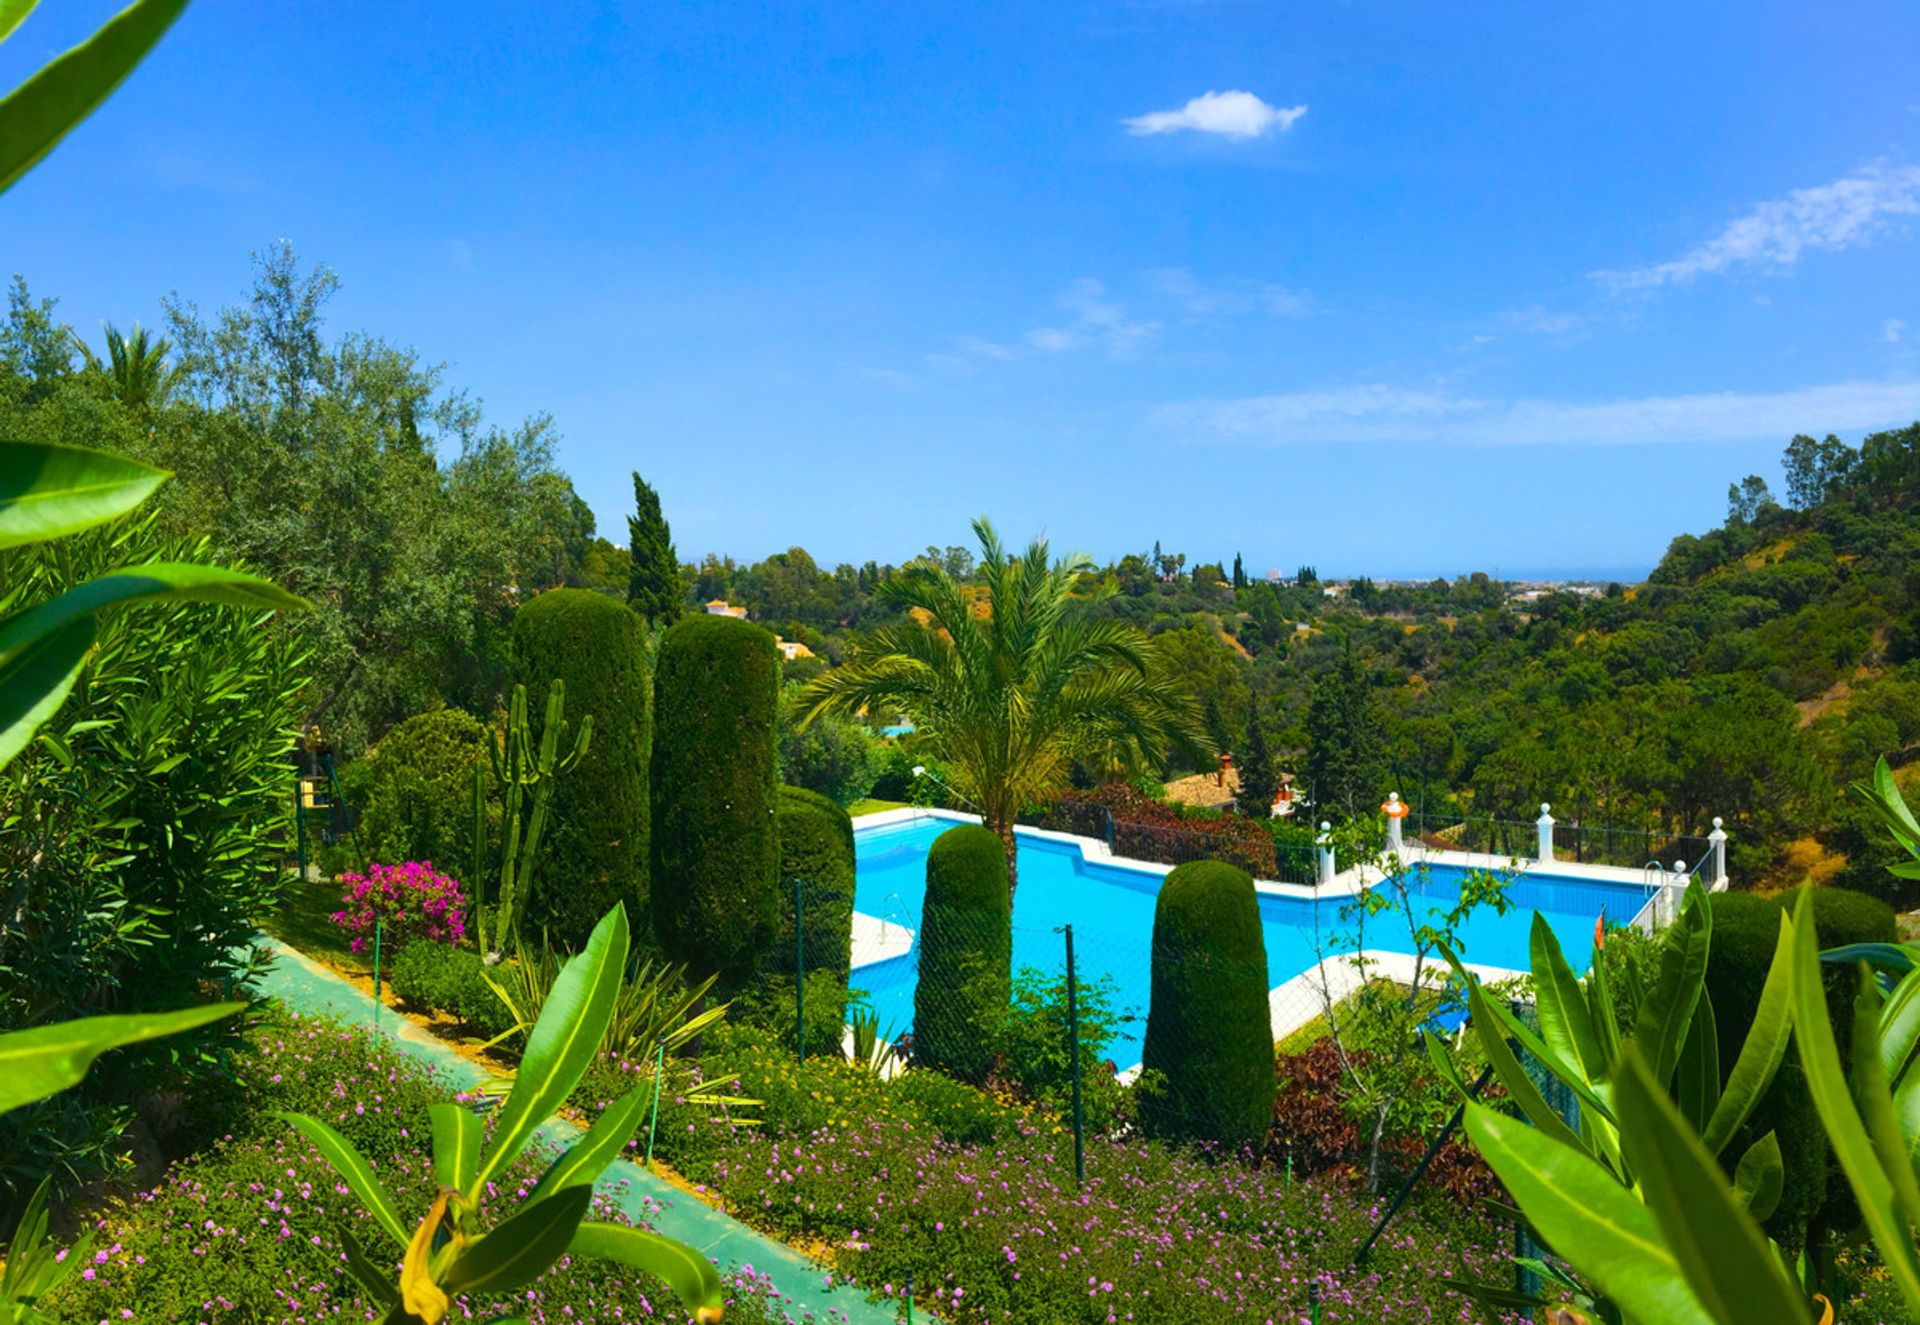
(1155, 379), (1920, 446)
(1018, 278), (1161, 359)
(1149, 266), (1312, 318)
(1887, 318), (1907, 344)
(1498, 305), (1586, 336)
(1597, 163), (1920, 290)
(1124, 91), (1306, 140)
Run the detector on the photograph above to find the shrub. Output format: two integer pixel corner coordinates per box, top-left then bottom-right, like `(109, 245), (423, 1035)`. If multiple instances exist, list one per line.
(338, 706), (493, 877)
(1139, 859), (1275, 1149)
(1037, 783), (1278, 878)
(389, 940), (512, 1036)
(331, 860), (469, 954)
(914, 824), (1011, 1083)
(776, 785), (855, 982)
(729, 968), (848, 1059)
(651, 613), (781, 987)
(991, 964), (1134, 1134)
(510, 588), (651, 945)
(777, 697), (882, 805)
(0, 521), (304, 1213)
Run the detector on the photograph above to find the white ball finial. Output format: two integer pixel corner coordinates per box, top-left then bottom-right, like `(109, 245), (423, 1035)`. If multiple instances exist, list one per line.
(912, 765), (926, 777)
(1713, 816), (1724, 829)
(1320, 820), (1332, 832)
(1540, 803), (1551, 815)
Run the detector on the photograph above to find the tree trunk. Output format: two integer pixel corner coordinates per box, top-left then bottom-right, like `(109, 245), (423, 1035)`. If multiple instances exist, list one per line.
(1365, 1105), (1388, 1194)
(989, 814), (1019, 899)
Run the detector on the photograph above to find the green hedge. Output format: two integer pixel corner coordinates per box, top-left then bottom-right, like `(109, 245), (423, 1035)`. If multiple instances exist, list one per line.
(914, 824), (1010, 1083)
(341, 707), (493, 877)
(778, 785), (856, 981)
(389, 940), (512, 1037)
(1140, 860), (1275, 1149)
(650, 613), (781, 986)
(509, 589), (651, 947)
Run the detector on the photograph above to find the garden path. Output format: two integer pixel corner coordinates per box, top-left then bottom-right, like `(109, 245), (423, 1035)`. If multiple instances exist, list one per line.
(252, 936), (909, 1325)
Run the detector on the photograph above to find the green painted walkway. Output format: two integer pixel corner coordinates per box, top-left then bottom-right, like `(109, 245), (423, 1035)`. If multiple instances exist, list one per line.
(253, 939), (903, 1325)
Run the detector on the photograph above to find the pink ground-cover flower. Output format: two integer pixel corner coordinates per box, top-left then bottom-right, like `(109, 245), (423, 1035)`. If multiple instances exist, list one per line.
(330, 860), (468, 953)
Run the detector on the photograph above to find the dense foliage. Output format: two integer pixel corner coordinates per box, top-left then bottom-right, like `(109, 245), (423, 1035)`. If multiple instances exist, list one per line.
(914, 824), (1011, 1083)
(332, 705), (493, 876)
(1139, 860), (1276, 1149)
(511, 587), (651, 943)
(651, 613), (782, 986)
(0, 518), (304, 1211)
(627, 470), (683, 626)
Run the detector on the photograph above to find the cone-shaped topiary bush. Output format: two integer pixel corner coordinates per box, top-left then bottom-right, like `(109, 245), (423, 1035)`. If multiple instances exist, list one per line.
(777, 785), (856, 983)
(914, 823), (1010, 1083)
(509, 589), (651, 947)
(651, 613), (781, 986)
(1140, 859), (1275, 1149)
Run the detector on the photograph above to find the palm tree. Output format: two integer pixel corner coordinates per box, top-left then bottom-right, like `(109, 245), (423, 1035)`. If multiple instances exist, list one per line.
(70, 321), (181, 411)
(799, 517), (1208, 892)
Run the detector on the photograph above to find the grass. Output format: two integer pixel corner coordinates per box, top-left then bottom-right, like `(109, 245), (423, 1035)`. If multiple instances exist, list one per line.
(259, 872), (370, 973)
(847, 797), (908, 817)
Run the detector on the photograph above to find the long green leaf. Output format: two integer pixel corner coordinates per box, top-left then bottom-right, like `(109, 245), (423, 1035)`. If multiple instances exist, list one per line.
(1587, 930), (1624, 1077)
(1612, 1044), (1807, 1324)
(1735, 1132), (1785, 1223)
(1633, 877), (1712, 1092)
(1702, 910), (1795, 1157)
(340, 1229), (399, 1306)
(430, 1102), (481, 1194)
(1463, 1101), (1716, 1325)
(1455, 967), (1588, 1153)
(1822, 942), (1919, 977)
(0, 616), (90, 770)
(1444, 940), (1613, 1132)
(1851, 964), (1920, 1229)
(274, 1112), (410, 1251)
(569, 1220), (725, 1320)
(529, 1083), (651, 1205)
(440, 1185), (592, 1297)
(1787, 890), (1920, 1314)
(0, 0), (40, 47)
(0, 1002), (240, 1114)
(0, 443), (166, 548)
(0, 562), (308, 664)
(1677, 988), (1722, 1135)
(1530, 912), (1603, 1080)
(474, 905), (629, 1191)
(0, 0), (187, 193)
(1879, 966), (1920, 1154)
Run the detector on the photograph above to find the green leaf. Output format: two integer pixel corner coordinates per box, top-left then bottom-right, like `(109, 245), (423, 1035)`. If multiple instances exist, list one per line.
(1786, 890), (1920, 1314)
(568, 1220), (725, 1319)
(273, 1112), (410, 1251)
(474, 905), (629, 1191)
(1850, 964), (1920, 1230)
(0, 1002), (240, 1114)
(1632, 877), (1712, 1092)
(0, 562), (308, 665)
(0, 616), (90, 771)
(1612, 1043), (1808, 1323)
(1734, 1133), (1785, 1224)
(430, 1102), (481, 1195)
(1702, 910), (1795, 1158)
(0, 0), (187, 194)
(529, 1083), (651, 1204)
(340, 1229), (399, 1306)
(1443, 940), (1611, 1141)
(1821, 942), (1919, 977)
(1878, 966), (1920, 1152)
(1531, 912), (1604, 1081)
(1463, 1101), (1717, 1325)
(0, 0), (40, 45)
(441, 1185), (592, 1297)
(0, 443), (166, 548)
(1587, 931), (1624, 1077)
(1677, 988), (1722, 1135)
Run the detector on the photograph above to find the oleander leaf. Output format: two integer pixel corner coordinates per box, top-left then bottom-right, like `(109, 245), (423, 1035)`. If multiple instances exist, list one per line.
(441, 1185), (592, 1297)
(0, 442), (165, 547)
(274, 1112), (410, 1251)
(430, 1102), (482, 1195)
(568, 1220), (725, 1320)
(0, 1003), (241, 1114)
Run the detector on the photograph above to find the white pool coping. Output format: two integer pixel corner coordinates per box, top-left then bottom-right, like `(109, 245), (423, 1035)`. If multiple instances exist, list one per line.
(850, 805), (1663, 902)
(848, 909), (914, 968)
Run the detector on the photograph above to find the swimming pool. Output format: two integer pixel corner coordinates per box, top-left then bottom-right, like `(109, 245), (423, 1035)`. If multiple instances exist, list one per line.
(851, 814), (1656, 1069)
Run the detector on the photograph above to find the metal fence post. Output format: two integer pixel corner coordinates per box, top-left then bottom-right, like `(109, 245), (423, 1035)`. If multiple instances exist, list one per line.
(904, 1269), (914, 1324)
(794, 876), (806, 1062)
(645, 1038), (666, 1166)
(1063, 923), (1085, 1186)
(1309, 1281), (1321, 1324)
(371, 917), (383, 1031)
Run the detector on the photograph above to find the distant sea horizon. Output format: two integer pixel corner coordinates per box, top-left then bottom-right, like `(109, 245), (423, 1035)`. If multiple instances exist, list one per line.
(1309, 564), (1655, 585)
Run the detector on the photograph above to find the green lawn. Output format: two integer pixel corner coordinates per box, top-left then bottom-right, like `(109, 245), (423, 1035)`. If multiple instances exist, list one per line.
(847, 798), (908, 818)
(261, 873), (370, 973)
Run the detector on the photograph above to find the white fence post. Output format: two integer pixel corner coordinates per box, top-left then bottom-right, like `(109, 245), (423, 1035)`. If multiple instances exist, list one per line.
(1666, 860), (1689, 925)
(1536, 802), (1555, 865)
(1382, 792), (1406, 861)
(1708, 817), (1729, 888)
(1316, 821), (1335, 887)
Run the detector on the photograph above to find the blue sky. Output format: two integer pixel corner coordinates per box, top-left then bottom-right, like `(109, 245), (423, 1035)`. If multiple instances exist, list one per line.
(6, 2), (1919, 578)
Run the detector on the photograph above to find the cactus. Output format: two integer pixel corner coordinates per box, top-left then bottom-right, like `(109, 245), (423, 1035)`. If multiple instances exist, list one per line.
(476, 679), (593, 963)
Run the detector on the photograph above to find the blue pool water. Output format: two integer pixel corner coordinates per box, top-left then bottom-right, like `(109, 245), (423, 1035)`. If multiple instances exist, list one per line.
(852, 817), (1654, 1069)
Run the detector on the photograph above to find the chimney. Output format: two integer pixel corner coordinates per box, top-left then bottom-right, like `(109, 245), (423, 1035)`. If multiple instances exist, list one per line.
(1217, 752), (1233, 788)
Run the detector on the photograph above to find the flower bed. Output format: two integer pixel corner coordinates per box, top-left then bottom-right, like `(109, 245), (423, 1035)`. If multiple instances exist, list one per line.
(45, 1010), (809, 1324)
(331, 860), (468, 954)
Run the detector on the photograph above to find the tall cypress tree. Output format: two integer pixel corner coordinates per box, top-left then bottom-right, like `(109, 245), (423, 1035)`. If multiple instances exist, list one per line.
(626, 472), (682, 625)
(1304, 645), (1386, 821)
(1231, 552), (1246, 590)
(1237, 711), (1277, 819)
